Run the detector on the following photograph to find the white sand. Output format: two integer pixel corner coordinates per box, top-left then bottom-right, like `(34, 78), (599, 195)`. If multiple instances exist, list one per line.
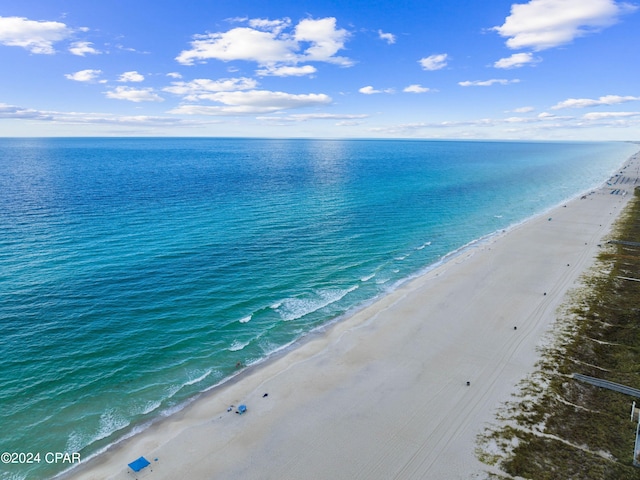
(67, 153), (640, 480)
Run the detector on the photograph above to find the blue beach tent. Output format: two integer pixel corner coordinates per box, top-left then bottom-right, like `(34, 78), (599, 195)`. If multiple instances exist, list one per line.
(128, 456), (151, 472)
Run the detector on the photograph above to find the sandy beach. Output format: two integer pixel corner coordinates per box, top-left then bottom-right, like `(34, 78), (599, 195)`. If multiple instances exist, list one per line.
(66, 152), (640, 480)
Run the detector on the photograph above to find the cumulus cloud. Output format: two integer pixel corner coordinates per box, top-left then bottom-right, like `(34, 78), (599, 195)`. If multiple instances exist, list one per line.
(118, 71), (145, 82)
(105, 86), (164, 102)
(64, 69), (103, 82)
(552, 94), (640, 109)
(256, 65), (317, 77)
(403, 84), (431, 93)
(359, 86), (394, 94)
(176, 16), (351, 74)
(494, 52), (539, 69)
(167, 72), (182, 79)
(0, 16), (73, 54)
(295, 17), (351, 64)
(168, 90), (331, 115)
(359, 86), (380, 95)
(378, 30), (396, 44)
(69, 41), (100, 56)
(177, 27), (295, 65)
(493, 0), (637, 51)
(419, 53), (448, 71)
(458, 79), (520, 87)
(164, 73), (333, 115)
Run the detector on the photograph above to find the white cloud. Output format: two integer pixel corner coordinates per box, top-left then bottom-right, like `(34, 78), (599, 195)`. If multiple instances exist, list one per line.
(358, 86), (394, 95)
(256, 65), (317, 77)
(336, 120), (364, 126)
(58, 114), (196, 126)
(167, 72), (182, 79)
(118, 71), (145, 82)
(291, 113), (368, 121)
(0, 16), (73, 54)
(503, 116), (538, 123)
(552, 95), (640, 109)
(65, 69), (103, 82)
(294, 17), (351, 65)
(69, 41), (100, 56)
(368, 112), (577, 135)
(365, 105), (640, 137)
(364, 108), (640, 137)
(248, 17), (292, 34)
(258, 113), (369, 122)
(359, 86), (380, 95)
(403, 84), (431, 93)
(168, 90), (331, 115)
(176, 27), (296, 65)
(115, 44), (147, 54)
(0, 103), (49, 119)
(105, 86), (164, 102)
(459, 79), (520, 87)
(0, 102), (204, 127)
(378, 30), (396, 44)
(494, 52), (538, 69)
(493, 0), (637, 51)
(176, 17), (351, 68)
(419, 53), (448, 71)
(512, 106), (535, 113)
(582, 111), (640, 120)
(163, 77), (258, 100)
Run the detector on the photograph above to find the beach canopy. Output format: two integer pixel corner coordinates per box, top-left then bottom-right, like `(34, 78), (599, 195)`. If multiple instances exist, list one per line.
(128, 456), (151, 472)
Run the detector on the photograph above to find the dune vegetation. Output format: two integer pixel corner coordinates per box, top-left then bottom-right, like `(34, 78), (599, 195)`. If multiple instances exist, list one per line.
(479, 187), (640, 480)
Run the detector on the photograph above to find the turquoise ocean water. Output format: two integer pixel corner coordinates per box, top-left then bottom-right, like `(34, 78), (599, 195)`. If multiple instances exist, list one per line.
(1, 138), (637, 479)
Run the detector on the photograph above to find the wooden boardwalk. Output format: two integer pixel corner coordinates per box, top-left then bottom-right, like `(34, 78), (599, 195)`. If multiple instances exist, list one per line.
(573, 374), (640, 466)
(608, 240), (640, 248)
(573, 373), (640, 398)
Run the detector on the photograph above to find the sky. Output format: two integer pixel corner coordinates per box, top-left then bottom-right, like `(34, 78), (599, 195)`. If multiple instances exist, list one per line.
(0, 0), (639, 139)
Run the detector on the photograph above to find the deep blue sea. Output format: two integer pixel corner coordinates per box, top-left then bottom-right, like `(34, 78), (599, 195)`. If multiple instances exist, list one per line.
(0, 138), (637, 479)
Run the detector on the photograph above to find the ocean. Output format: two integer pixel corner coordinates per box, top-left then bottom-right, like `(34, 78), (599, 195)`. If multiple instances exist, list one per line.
(0, 138), (637, 479)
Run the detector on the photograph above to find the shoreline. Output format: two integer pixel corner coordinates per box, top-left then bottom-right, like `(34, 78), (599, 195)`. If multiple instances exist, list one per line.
(65, 151), (640, 480)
